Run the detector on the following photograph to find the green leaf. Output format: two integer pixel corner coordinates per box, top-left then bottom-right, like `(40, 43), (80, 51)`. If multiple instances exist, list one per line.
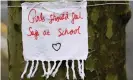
(106, 18), (113, 39)
(106, 73), (118, 80)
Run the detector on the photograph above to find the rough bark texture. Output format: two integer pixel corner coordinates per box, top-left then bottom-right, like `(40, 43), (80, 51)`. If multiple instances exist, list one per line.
(8, 1), (131, 80)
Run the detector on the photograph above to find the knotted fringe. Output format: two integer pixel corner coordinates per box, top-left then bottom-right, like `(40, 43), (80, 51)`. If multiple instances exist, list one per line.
(21, 60), (85, 79)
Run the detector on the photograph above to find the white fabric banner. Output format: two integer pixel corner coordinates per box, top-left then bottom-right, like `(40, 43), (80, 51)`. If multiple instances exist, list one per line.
(21, 2), (88, 79)
(22, 2), (88, 61)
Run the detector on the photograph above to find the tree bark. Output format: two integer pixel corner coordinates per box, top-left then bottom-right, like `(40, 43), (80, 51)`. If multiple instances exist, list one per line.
(8, 1), (131, 80)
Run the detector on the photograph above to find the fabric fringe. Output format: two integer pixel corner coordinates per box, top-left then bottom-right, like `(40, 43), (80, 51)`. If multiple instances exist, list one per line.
(21, 60), (85, 80)
(66, 60), (69, 79)
(31, 60), (39, 78)
(78, 60), (85, 80)
(49, 61), (56, 75)
(27, 60), (35, 78)
(52, 61), (62, 77)
(81, 60), (85, 80)
(42, 61), (47, 77)
(21, 61), (29, 79)
(46, 61), (51, 79)
(78, 60), (82, 78)
(72, 60), (77, 79)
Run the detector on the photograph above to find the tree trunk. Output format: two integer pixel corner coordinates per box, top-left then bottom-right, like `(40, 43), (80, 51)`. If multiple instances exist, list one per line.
(8, 1), (131, 80)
